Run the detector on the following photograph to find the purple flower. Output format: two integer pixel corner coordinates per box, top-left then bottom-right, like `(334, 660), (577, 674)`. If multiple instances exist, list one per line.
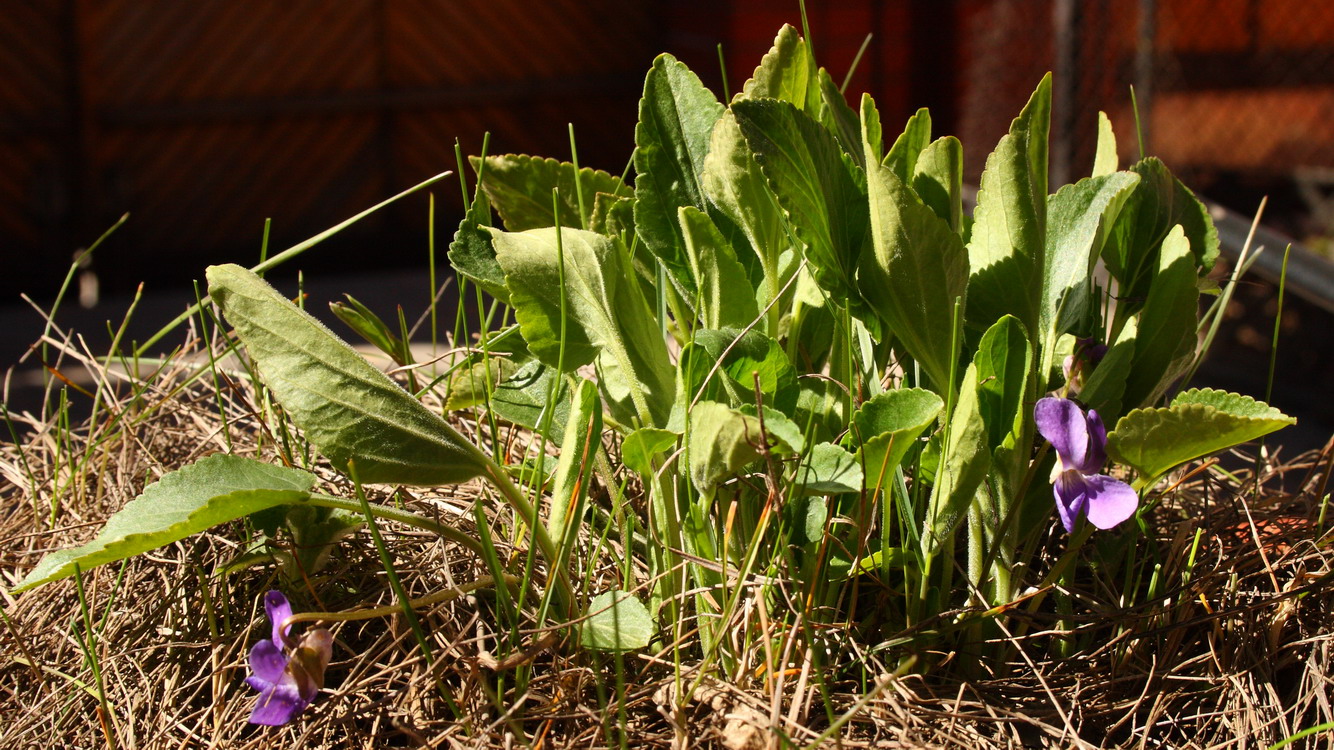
(1034, 397), (1138, 533)
(246, 591), (333, 726)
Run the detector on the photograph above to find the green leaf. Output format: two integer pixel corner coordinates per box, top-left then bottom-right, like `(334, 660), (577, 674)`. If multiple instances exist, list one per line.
(913, 136), (964, 235)
(1091, 111), (1117, 177)
(207, 265), (488, 486)
(923, 362), (991, 555)
(329, 295), (408, 366)
(580, 590), (653, 652)
(701, 112), (793, 320)
(1107, 388), (1295, 487)
(491, 227), (673, 427)
(816, 68), (863, 167)
(445, 356), (520, 412)
(800, 497), (828, 545)
(852, 388), (943, 490)
(547, 380), (601, 550)
(488, 360), (570, 436)
(622, 428), (680, 476)
(796, 442), (863, 495)
(634, 53), (726, 304)
(741, 24), (815, 106)
(687, 401), (766, 493)
(471, 154), (631, 232)
(737, 404), (805, 454)
(859, 93), (884, 165)
(966, 74), (1051, 335)
(732, 97), (869, 302)
(972, 316), (1031, 451)
(15, 455), (315, 592)
(883, 107), (931, 183)
(1041, 172), (1140, 343)
(1120, 225), (1199, 409)
(284, 505), (364, 577)
(859, 160), (968, 392)
(679, 207), (759, 330)
(448, 190), (510, 304)
(1102, 158), (1220, 308)
(691, 327), (798, 409)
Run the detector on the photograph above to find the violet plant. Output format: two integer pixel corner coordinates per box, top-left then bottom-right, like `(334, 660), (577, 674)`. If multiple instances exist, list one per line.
(12, 22), (1300, 719)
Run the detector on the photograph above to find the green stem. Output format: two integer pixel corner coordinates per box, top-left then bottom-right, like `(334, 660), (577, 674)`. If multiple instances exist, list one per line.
(283, 574), (519, 626)
(305, 492), (484, 557)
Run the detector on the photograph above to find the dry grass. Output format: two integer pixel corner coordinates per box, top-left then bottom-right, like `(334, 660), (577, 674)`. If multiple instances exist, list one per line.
(2, 323), (1333, 749)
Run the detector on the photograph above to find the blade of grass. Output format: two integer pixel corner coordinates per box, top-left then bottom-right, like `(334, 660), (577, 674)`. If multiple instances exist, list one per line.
(135, 172), (454, 357)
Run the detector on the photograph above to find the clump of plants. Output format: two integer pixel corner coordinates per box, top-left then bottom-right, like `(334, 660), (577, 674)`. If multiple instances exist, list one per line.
(12, 22), (1297, 734)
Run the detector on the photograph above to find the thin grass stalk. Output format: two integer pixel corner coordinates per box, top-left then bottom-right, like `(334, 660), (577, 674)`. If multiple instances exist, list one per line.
(136, 173), (453, 357)
(72, 563), (116, 749)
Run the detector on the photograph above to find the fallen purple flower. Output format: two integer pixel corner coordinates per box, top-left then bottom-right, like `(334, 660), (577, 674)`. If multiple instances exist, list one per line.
(246, 590), (332, 726)
(1034, 397), (1138, 533)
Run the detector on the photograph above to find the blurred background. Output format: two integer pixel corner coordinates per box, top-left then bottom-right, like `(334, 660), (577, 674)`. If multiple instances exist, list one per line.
(2, 0), (1331, 447)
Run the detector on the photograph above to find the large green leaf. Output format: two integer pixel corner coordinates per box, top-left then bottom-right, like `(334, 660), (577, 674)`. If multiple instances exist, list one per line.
(208, 265), (488, 486)
(471, 154), (631, 232)
(796, 442), (863, 495)
(732, 97), (869, 303)
(972, 315), (1031, 451)
(966, 74), (1051, 335)
(547, 380), (601, 552)
(851, 389), (943, 490)
(621, 427), (680, 476)
(489, 360), (571, 436)
(1107, 388), (1295, 487)
(679, 206), (759, 330)
(1102, 157), (1220, 309)
(690, 327), (798, 410)
(1041, 172), (1140, 343)
(859, 160), (968, 392)
(16, 455), (315, 592)
(686, 401), (766, 493)
(633, 53), (726, 304)
(1120, 225), (1199, 410)
(491, 227), (673, 427)
(816, 68), (863, 166)
(448, 190), (510, 303)
(580, 590), (654, 652)
(913, 136), (964, 235)
(923, 362), (991, 555)
(883, 107), (931, 183)
(701, 111), (794, 321)
(741, 24), (815, 107)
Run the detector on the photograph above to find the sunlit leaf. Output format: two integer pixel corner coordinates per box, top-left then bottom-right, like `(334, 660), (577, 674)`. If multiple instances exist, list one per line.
(208, 264), (488, 486)
(16, 455), (315, 592)
(1107, 388), (1295, 487)
(471, 154), (631, 232)
(580, 591), (653, 652)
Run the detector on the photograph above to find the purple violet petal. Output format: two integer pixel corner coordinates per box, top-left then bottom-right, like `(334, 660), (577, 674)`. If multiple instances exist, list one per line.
(1035, 398), (1088, 471)
(1083, 409), (1109, 473)
(264, 590), (293, 648)
(247, 639), (287, 688)
(248, 681), (308, 726)
(1081, 474), (1139, 530)
(1052, 470), (1089, 533)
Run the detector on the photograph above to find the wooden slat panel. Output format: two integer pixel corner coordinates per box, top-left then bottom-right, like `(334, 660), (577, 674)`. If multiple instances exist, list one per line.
(83, 0), (378, 108)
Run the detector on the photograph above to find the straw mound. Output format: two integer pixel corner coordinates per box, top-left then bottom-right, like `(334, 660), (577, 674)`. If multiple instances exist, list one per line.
(2, 330), (1331, 749)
